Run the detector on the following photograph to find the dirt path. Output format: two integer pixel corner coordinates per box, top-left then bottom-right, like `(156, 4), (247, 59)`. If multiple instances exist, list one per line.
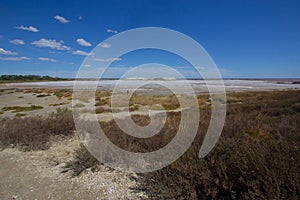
(0, 137), (146, 200)
(0, 150), (105, 199)
(0, 150), (108, 199)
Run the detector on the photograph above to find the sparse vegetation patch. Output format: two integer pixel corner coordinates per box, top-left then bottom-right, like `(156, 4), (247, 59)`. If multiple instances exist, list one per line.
(2, 105), (44, 113)
(49, 102), (69, 106)
(0, 108), (75, 151)
(36, 94), (51, 98)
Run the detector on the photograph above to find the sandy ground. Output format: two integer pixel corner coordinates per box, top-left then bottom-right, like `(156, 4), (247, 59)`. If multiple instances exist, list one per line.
(0, 87), (181, 121)
(0, 136), (146, 199)
(0, 88), (150, 199)
(0, 87), (72, 118)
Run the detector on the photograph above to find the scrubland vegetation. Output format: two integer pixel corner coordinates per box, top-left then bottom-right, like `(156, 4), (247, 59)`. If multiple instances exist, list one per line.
(0, 108), (74, 151)
(0, 75), (71, 83)
(23, 88), (72, 99)
(0, 90), (299, 199)
(2, 105), (44, 112)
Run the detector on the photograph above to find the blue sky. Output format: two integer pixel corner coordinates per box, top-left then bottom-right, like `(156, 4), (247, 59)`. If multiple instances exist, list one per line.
(0, 0), (299, 78)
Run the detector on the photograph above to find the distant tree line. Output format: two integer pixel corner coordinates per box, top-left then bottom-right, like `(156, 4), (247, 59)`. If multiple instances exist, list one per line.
(0, 75), (71, 83)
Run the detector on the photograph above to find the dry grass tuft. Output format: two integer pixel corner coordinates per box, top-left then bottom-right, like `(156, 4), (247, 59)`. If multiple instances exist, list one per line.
(0, 108), (75, 151)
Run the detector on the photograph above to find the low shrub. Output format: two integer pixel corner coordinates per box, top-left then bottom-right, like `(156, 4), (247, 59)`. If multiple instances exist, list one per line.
(0, 108), (75, 151)
(95, 106), (112, 114)
(73, 103), (85, 108)
(66, 90), (300, 199)
(48, 102), (69, 106)
(129, 104), (140, 112)
(2, 105), (44, 112)
(36, 94), (51, 98)
(95, 99), (108, 106)
(53, 89), (72, 99)
(64, 144), (100, 176)
(15, 113), (27, 117)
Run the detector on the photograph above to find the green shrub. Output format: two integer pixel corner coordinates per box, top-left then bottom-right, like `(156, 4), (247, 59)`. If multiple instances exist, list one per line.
(48, 102), (69, 106)
(15, 113), (27, 117)
(2, 105), (44, 112)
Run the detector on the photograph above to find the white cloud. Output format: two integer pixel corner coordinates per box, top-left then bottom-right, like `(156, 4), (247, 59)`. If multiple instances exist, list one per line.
(0, 56), (30, 61)
(107, 29), (118, 34)
(72, 50), (94, 56)
(15, 25), (39, 32)
(83, 64), (91, 67)
(94, 57), (122, 62)
(31, 38), (70, 50)
(54, 15), (70, 24)
(76, 38), (92, 46)
(79, 16), (82, 20)
(38, 57), (57, 62)
(0, 48), (18, 55)
(10, 39), (25, 45)
(100, 43), (111, 48)
(64, 62), (75, 65)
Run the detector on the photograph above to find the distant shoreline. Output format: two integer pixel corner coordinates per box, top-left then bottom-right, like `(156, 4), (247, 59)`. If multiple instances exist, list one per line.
(0, 75), (73, 84)
(1, 79), (299, 96)
(1, 74), (300, 84)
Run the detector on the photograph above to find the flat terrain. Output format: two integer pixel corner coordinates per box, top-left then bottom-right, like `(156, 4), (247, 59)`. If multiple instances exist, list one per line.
(2, 79), (300, 94)
(0, 136), (145, 199)
(0, 84), (299, 199)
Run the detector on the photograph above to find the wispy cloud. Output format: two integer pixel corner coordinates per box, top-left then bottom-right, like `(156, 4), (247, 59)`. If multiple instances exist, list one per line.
(100, 43), (111, 48)
(15, 25), (39, 32)
(0, 56), (30, 61)
(10, 39), (25, 45)
(76, 38), (92, 46)
(0, 48), (18, 55)
(107, 29), (118, 34)
(54, 15), (70, 24)
(64, 62), (75, 65)
(38, 57), (57, 62)
(32, 39), (70, 50)
(94, 57), (122, 62)
(72, 50), (94, 56)
(79, 16), (82, 20)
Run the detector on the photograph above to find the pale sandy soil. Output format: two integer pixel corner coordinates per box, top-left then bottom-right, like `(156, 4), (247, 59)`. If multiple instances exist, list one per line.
(0, 136), (146, 199)
(0, 88), (150, 199)
(0, 88), (72, 118)
(0, 87), (182, 121)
